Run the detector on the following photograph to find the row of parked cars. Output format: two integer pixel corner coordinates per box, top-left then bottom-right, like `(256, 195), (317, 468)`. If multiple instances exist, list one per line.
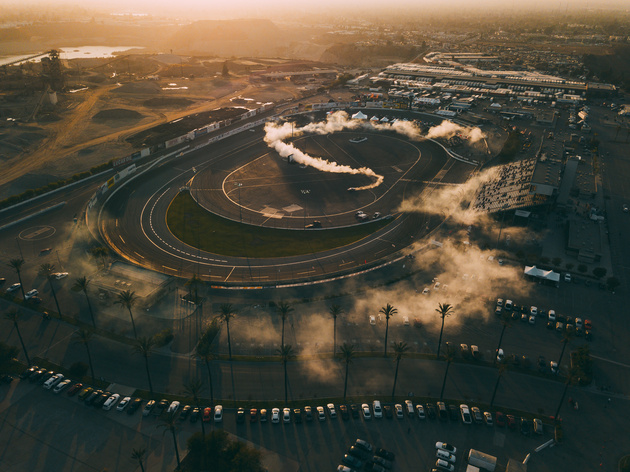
(338, 438), (395, 472)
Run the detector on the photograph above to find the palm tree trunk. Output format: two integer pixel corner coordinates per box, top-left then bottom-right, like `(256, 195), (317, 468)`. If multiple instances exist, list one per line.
(557, 340), (568, 366)
(436, 318), (445, 358)
(143, 355), (153, 393)
(490, 373), (502, 406)
(204, 358), (214, 404)
(391, 358), (400, 400)
(48, 280), (62, 317)
(383, 320), (389, 357)
(226, 320), (232, 360)
(343, 362), (349, 399)
(138, 460), (145, 472)
(171, 428), (181, 468)
(128, 308), (138, 339)
(333, 318), (337, 358)
(283, 359), (288, 403)
(85, 343), (95, 380)
(281, 317), (285, 347)
(14, 323), (31, 366)
(84, 291), (96, 328)
(16, 271), (26, 300)
(439, 360), (451, 400)
(495, 324), (507, 365)
(553, 380), (571, 425)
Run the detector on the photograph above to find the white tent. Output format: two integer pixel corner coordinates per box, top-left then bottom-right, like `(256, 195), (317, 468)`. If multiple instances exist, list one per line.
(380, 116), (389, 122)
(490, 102), (502, 109)
(524, 265), (560, 284)
(370, 115), (380, 121)
(351, 111), (367, 120)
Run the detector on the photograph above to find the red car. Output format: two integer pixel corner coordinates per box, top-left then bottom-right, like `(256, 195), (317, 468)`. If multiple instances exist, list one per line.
(250, 408), (258, 423)
(66, 382), (83, 396)
(495, 411), (506, 427)
(584, 319), (592, 330)
(506, 414), (517, 430)
(202, 407), (213, 422)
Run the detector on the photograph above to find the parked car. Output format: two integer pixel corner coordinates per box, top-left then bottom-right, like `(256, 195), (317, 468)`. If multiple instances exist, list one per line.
(350, 404), (359, 419)
(304, 406), (313, 421)
(534, 418), (544, 435)
(214, 405), (223, 423)
(85, 390), (103, 406)
(375, 448), (395, 461)
(520, 418), (531, 436)
(361, 403), (372, 420)
(327, 403), (337, 418)
(342, 454), (363, 469)
(77, 386), (94, 401)
(372, 455), (393, 469)
(127, 398), (143, 415)
(448, 404), (459, 421)
(293, 408), (302, 423)
(282, 407), (291, 423)
(6, 283), (21, 293)
(189, 407), (200, 423)
(24, 289), (39, 300)
(373, 400), (383, 418)
(435, 442), (457, 454)
(394, 404), (404, 419)
(460, 404), (472, 424)
(339, 404), (349, 420)
(103, 393), (121, 411)
(436, 449), (456, 463)
(250, 408), (258, 423)
(167, 401), (180, 414)
(495, 411), (506, 427)
(259, 408), (267, 422)
(43, 373), (64, 390)
(19, 365), (38, 379)
(237, 407), (246, 423)
(94, 391), (112, 408)
(437, 402), (448, 421)
(53, 379), (71, 394)
(117, 396), (132, 412)
(425, 403), (437, 419)
(179, 405), (191, 420)
(435, 458), (455, 471)
(154, 399), (168, 416)
(354, 439), (373, 453)
(471, 406), (483, 423)
(142, 400), (156, 416)
(271, 408), (280, 423)
(484, 411), (493, 426)
(506, 414), (517, 430)
(66, 382), (83, 396)
(416, 404), (426, 419)
(383, 405), (392, 419)
(348, 445), (370, 461)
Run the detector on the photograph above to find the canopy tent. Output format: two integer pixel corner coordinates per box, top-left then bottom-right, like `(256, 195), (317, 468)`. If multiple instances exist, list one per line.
(524, 265), (560, 284)
(351, 111), (367, 120)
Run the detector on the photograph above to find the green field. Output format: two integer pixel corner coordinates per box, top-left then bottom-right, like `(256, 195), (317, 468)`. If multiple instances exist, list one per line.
(166, 192), (392, 258)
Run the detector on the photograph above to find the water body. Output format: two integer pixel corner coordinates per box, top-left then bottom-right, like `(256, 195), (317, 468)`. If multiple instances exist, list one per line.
(0, 46), (145, 66)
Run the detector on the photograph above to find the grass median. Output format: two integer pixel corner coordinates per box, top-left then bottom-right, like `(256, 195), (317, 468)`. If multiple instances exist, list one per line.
(166, 192), (391, 258)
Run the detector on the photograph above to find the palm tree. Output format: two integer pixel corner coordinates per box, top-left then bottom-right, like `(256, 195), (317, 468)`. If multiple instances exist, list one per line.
(276, 301), (294, 347)
(329, 304), (344, 358)
(435, 303), (454, 359)
(553, 367), (580, 425)
(494, 312), (512, 365)
(439, 343), (456, 401)
(490, 360), (509, 407)
(391, 341), (410, 401)
(277, 344), (295, 403)
(183, 377), (206, 438)
(185, 274), (203, 304)
(115, 290), (138, 339)
(340, 343), (355, 400)
(73, 328), (96, 380)
(73, 276), (96, 328)
(379, 303), (397, 357)
(557, 329), (574, 367)
(195, 342), (215, 405)
(133, 336), (156, 394)
(5, 309), (30, 365)
(131, 446), (147, 472)
(39, 263), (63, 317)
(217, 303), (236, 360)
(8, 258), (27, 300)
(157, 411), (181, 469)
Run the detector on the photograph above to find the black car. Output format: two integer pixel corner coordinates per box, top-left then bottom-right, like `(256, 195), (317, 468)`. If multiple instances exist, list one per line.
(154, 399), (168, 416)
(350, 404), (360, 419)
(546, 321), (555, 330)
(383, 405), (393, 419)
(0, 374), (13, 384)
(339, 404), (350, 420)
(348, 445), (370, 461)
(189, 407), (201, 423)
(520, 418), (531, 436)
(127, 398), (143, 415)
(375, 448), (395, 462)
(293, 408), (302, 423)
(425, 403), (437, 419)
(37, 371), (55, 385)
(19, 366), (38, 379)
(29, 369), (47, 383)
(538, 356), (546, 372)
(342, 454), (363, 469)
(236, 407), (245, 423)
(93, 391), (111, 408)
(448, 404), (459, 421)
(179, 405), (191, 420)
(85, 389), (103, 406)
(437, 402), (448, 421)
(304, 406), (313, 421)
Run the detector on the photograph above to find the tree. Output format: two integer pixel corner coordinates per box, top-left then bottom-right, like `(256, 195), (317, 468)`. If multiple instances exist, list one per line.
(592, 267), (607, 279)
(390, 341), (410, 401)
(184, 377), (206, 438)
(73, 276), (96, 328)
(38, 263), (63, 317)
(490, 360), (509, 406)
(439, 343), (456, 401)
(606, 276), (620, 292)
(185, 274), (203, 303)
(339, 343), (355, 400)
(131, 446), (147, 472)
(553, 367), (581, 425)
(133, 336), (156, 394)
(557, 329), (574, 368)
(5, 309), (30, 365)
(115, 290), (139, 339)
(90, 246), (109, 267)
(217, 303), (236, 360)
(494, 312), (512, 365)
(435, 303), (454, 359)
(329, 304), (344, 358)
(73, 328), (95, 380)
(157, 411), (181, 469)
(277, 344), (295, 403)
(276, 301), (293, 347)
(379, 303), (397, 357)
(577, 264), (587, 273)
(195, 342), (216, 405)
(0, 341), (19, 363)
(8, 258), (27, 300)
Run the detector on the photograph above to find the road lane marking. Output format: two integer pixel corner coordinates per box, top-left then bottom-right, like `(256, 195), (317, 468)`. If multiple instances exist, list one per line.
(224, 266), (236, 281)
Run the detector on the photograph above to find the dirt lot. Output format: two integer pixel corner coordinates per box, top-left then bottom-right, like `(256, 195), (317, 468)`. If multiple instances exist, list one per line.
(0, 55), (312, 199)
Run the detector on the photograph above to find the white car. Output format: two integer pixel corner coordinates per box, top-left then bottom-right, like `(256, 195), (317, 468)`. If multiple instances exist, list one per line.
(436, 449), (456, 463)
(53, 272), (69, 280)
(550, 361), (559, 374)
(283, 407), (291, 423)
(43, 373), (64, 389)
(394, 404), (404, 418)
(167, 401), (180, 414)
(271, 407), (280, 423)
(361, 403), (371, 420)
(416, 404), (426, 419)
(403, 316), (410, 326)
(548, 310), (556, 321)
(327, 403), (337, 418)
(496, 298), (504, 307)
(103, 393), (120, 411)
(575, 317), (583, 329)
(214, 405), (223, 422)
(436, 458), (455, 471)
(504, 300), (513, 311)
(369, 315), (376, 325)
(6, 283), (21, 293)
(25, 289), (39, 300)
(530, 306), (538, 316)
(317, 406), (326, 421)
(529, 315), (536, 324)
(460, 404), (472, 424)
(564, 273), (572, 283)
(484, 411), (493, 426)
(372, 400), (383, 418)
(117, 396), (131, 411)
(496, 348), (505, 362)
(422, 287), (430, 295)
(53, 379), (71, 393)
(435, 442), (457, 454)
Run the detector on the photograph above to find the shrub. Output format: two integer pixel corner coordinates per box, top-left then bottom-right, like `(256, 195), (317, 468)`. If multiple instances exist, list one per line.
(153, 328), (174, 347)
(592, 267), (607, 279)
(69, 361), (88, 378)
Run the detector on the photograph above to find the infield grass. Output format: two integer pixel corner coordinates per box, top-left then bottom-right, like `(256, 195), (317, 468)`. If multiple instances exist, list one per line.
(166, 192), (391, 258)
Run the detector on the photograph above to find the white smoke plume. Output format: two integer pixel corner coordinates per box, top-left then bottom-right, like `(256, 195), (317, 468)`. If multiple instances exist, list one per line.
(263, 111), (486, 191)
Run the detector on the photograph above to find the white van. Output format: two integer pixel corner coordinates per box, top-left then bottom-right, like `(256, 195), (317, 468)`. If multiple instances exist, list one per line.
(372, 400), (383, 418)
(436, 449), (456, 463)
(405, 400), (414, 417)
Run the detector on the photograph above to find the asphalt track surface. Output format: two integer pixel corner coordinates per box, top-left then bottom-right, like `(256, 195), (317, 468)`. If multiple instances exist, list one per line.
(100, 122), (476, 285)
